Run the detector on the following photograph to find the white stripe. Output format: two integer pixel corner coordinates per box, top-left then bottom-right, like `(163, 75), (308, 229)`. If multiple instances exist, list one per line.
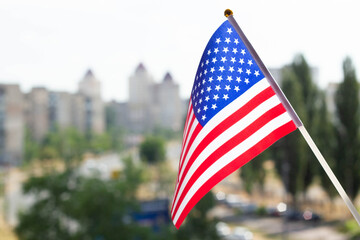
(173, 112), (292, 224)
(172, 94), (281, 215)
(176, 78), (270, 187)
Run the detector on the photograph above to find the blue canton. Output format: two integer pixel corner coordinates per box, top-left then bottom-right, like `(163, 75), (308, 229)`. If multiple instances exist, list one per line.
(191, 20), (264, 126)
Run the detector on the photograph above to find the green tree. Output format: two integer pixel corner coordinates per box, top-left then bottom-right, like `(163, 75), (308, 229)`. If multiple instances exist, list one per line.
(24, 128), (40, 162)
(274, 66), (308, 200)
(139, 136), (166, 164)
(313, 93), (337, 198)
(176, 191), (219, 240)
(40, 127), (87, 167)
(240, 149), (269, 193)
(334, 57), (360, 199)
(15, 158), (161, 240)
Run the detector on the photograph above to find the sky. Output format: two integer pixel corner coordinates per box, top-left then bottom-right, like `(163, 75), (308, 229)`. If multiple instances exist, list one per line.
(1, 0), (360, 101)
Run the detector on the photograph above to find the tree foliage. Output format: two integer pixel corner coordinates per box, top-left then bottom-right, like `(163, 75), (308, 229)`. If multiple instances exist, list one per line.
(15, 158), (161, 240)
(274, 66), (308, 198)
(334, 57), (360, 199)
(175, 191), (219, 240)
(139, 136), (166, 164)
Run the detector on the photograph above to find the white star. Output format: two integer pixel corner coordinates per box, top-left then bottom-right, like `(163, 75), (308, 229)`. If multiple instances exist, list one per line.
(214, 48), (219, 54)
(203, 105), (208, 111)
(245, 78), (250, 84)
(227, 76), (233, 82)
(229, 66), (234, 72)
(221, 57), (227, 63)
(223, 47), (229, 53)
(225, 85), (231, 91)
(213, 94), (219, 101)
(248, 60), (253, 66)
(208, 77), (214, 82)
(254, 70), (260, 77)
(236, 77), (241, 83)
(199, 98), (203, 104)
(201, 89), (204, 94)
(239, 58), (245, 64)
(205, 60), (209, 65)
(207, 86), (212, 92)
(234, 39), (239, 44)
(205, 96), (210, 101)
(211, 104), (217, 110)
(227, 28), (233, 34)
(237, 68), (243, 74)
(199, 72), (202, 77)
(225, 37), (231, 44)
(216, 38), (221, 44)
(234, 86), (240, 92)
(210, 68), (215, 73)
(204, 69), (207, 75)
(231, 57), (236, 63)
(201, 62), (204, 67)
(217, 75), (223, 81)
(246, 69), (251, 75)
(219, 66), (225, 72)
(223, 94), (229, 100)
(241, 49), (246, 55)
(215, 85), (221, 91)
(212, 57), (217, 63)
(202, 115), (206, 121)
(232, 48), (238, 54)
(197, 108), (201, 113)
(207, 49), (211, 55)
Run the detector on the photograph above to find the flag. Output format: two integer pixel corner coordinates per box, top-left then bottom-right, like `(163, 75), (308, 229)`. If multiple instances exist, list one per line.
(171, 20), (298, 228)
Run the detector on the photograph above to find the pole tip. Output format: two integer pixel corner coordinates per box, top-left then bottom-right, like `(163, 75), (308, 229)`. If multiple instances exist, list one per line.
(224, 9), (233, 17)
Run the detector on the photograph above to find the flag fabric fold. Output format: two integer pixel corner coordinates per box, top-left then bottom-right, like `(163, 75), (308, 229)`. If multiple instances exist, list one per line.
(171, 20), (297, 229)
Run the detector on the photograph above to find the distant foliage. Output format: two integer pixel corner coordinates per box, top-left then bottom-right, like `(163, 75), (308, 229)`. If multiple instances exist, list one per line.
(139, 136), (166, 164)
(15, 158), (159, 240)
(334, 57), (360, 199)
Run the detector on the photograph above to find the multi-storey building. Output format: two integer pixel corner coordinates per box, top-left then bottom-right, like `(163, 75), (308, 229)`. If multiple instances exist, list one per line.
(111, 63), (185, 134)
(152, 72), (183, 131)
(25, 69), (105, 142)
(77, 69), (105, 134)
(128, 63), (155, 133)
(0, 84), (24, 165)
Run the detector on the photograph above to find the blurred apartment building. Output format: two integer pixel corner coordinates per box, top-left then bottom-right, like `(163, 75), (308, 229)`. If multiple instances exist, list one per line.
(0, 84), (24, 165)
(0, 65), (186, 165)
(0, 70), (105, 165)
(25, 69), (105, 141)
(108, 63), (185, 134)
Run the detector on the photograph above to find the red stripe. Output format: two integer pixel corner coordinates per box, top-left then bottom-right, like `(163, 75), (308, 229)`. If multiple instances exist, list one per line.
(172, 86), (275, 212)
(174, 121), (297, 228)
(172, 122), (201, 214)
(172, 103), (287, 219)
(178, 124), (202, 175)
(181, 102), (193, 147)
(179, 113), (196, 168)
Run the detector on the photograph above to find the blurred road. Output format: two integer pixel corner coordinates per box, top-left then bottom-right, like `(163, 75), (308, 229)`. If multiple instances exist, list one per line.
(220, 214), (349, 240)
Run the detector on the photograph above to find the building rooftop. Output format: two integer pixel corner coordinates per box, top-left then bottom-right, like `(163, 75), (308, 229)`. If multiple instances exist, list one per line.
(163, 72), (173, 82)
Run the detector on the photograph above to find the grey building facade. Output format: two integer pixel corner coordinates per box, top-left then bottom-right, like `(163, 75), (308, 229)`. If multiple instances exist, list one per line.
(0, 84), (24, 165)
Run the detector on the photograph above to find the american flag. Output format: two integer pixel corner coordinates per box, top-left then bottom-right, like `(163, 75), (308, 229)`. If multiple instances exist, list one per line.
(171, 20), (297, 228)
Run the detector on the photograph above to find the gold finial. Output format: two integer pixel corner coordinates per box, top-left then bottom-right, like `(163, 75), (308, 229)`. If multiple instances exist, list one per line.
(224, 9), (233, 17)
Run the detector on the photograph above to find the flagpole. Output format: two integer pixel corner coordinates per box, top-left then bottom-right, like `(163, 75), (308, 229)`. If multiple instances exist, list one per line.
(225, 9), (302, 128)
(298, 126), (360, 225)
(224, 9), (360, 225)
